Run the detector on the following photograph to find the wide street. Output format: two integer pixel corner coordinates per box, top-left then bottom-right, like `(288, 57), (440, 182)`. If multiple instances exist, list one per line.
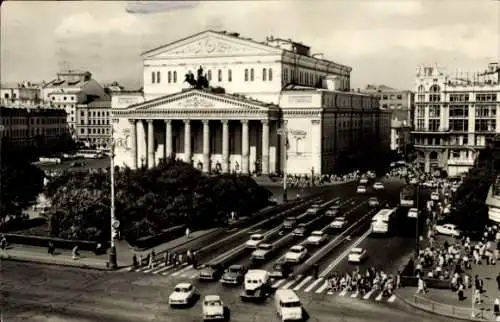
(0, 178), (451, 322)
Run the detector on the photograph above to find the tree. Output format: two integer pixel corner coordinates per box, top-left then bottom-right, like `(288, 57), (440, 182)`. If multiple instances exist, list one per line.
(0, 154), (45, 229)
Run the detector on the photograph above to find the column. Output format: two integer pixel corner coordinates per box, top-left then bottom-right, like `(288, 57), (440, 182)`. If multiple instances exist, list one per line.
(424, 151), (430, 173)
(147, 119), (154, 169)
(128, 119), (137, 169)
(261, 119), (270, 175)
(222, 120), (229, 173)
(183, 120), (191, 164)
(202, 120), (210, 173)
(165, 119), (173, 159)
(241, 120), (249, 175)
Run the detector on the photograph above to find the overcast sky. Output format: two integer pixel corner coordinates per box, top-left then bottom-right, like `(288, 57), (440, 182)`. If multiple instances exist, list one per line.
(1, 0), (499, 90)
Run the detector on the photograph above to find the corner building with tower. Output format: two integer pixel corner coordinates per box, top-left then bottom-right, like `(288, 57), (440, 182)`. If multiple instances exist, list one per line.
(111, 30), (390, 175)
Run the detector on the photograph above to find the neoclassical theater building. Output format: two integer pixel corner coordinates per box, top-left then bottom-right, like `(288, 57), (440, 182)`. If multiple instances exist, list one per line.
(111, 30), (390, 175)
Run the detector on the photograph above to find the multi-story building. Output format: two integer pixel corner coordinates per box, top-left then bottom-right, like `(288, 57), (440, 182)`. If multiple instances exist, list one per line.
(41, 70), (106, 135)
(362, 85), (414, 155)
(0, 82), (43, 108)
(0, 106), (69, 149)
(76, 97), (112, 147)
(413, 62), (500, 176)
(111, 30), (390, 175)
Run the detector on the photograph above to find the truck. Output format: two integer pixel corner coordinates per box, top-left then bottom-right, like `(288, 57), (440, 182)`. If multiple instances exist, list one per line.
(240, 269), (271, 301)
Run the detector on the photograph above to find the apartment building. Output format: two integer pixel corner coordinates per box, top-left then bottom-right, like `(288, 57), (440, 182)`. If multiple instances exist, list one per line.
(413, 62), (500, 176)
(76, 98), (112, 147)
(0, 81), (43, 108)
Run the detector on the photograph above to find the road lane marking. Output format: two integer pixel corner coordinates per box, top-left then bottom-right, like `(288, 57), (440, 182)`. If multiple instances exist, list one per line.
(170, 264), (191, 276)
(189, 273), (198, 279)
(272, 279), (287, 288)
(339, 289), (348, 296)
(293, 276), (312, 291)
(304, 278), (323, 292)
(315, 281), (328, 293)
(143, 263), (165, 273)
(387, 295), (396, 303)
(282, 275), (302, 289)
(320, 227), (373, 276)
(363, 289), (374, 300)
(152, 264), (173, 274)
(375, 292), (383, 301)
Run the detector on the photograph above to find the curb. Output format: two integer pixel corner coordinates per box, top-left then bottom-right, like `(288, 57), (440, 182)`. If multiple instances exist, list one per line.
(132, 228), (219, 253)
(398, 293), (483, 322)
(0, 254), (113, 271)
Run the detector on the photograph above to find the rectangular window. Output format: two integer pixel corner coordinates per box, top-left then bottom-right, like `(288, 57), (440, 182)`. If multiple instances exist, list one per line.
(449, 119), (468, 132)
(156, 71), (161, 83)
(269, 68), (273, 81)
(228, 69), (232, 82)
(416, 119), (425, 130)
(429, 105), (440, 118)
(250, 68), (254, 81)
(449, 105), (469, 118)
(475, 119), (496, 132)
(151, 71), (156, 84)
(244, 69), (248, 81)
(262, 68), (267, 81)
(429, 119), (440, 131)
(168, 71), (172, 83)
(218, 69), (222, 82)
(173, 71), (177, 83)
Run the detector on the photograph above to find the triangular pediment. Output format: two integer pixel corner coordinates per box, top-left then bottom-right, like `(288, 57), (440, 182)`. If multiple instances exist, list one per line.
(126, 89), (277, 113)
(142, 30), (281, 59)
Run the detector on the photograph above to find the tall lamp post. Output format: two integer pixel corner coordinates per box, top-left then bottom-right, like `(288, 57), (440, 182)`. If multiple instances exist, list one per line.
(415, 183), (420, 252)
(277, 122), (288, 203)
(108, 133), (123, 270)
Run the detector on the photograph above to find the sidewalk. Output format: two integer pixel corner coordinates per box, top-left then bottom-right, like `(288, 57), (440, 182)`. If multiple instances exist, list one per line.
(398, 287), (498, 321)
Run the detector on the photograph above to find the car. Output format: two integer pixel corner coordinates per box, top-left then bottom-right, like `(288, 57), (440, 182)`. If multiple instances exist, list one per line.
(292, 223), (309, 237)
(306, 231), (327, 245)
(407, 208), (419, 219)
(348, 247), (368, 263)
(356, 185), (367, 194)
(434, 223), (461, 237)
(430, 192), (440, 201)
(220, 265), (247, 285)
(325, 205), (340, 216)
(202, 295), (225, 321)
(330, 216), (347, 229)
(168, 283), (199, 306)
(251, 243), (273, 261)
(269, 261), (292, 280)
(372, 182), (385, 190)
(368, 197), (380, 207)
(284, 245), (308, 263)
(306, 204), (321, 215)
(359, 177), (369, 184)
(390, 162), (396, 167)
(245, 234), (264, 249)
(367, 171), (376, 179)
(199, 264), (224, 281)
(283, 217), (298, 230)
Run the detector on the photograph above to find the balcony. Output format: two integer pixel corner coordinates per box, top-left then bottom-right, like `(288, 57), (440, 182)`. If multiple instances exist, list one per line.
(412, 129), (450, 134)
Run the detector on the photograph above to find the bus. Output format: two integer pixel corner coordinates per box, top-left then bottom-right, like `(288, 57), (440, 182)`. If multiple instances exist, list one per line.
(400, 184), (416, 207)
(76, 149), (104, 159)
(371, 208), (398, 235)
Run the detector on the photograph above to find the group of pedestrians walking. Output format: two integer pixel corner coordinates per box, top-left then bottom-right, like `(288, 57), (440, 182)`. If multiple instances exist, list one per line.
(133, 248), (199, 270)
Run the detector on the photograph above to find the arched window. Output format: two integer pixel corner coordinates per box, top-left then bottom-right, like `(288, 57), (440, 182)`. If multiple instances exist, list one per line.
(168, 71), (172, 83)
(269, 68), (273, 81)
(218, 69), (222, 82)
(228, 69), (232, 82)
(296, 138), (304, 155)
(430, 85), (441, 93)
(262, 68), (267, 81)
(417, 85), (424, 92)
(244, 69), (248, 81)
(207, 70), (212, 81)
(250, 68), (254, 81)
(173, 71), (177, 83)
(429, 85), (441, 102)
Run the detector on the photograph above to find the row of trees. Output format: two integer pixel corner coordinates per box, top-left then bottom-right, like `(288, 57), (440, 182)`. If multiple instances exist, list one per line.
(45, 158), (273, 242)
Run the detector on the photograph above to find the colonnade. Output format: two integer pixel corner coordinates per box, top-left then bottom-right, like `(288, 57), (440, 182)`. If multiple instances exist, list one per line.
(127, 118), (271, 175)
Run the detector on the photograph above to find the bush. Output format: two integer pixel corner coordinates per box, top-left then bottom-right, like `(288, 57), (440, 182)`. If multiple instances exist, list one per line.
(44, 158), (273, 243)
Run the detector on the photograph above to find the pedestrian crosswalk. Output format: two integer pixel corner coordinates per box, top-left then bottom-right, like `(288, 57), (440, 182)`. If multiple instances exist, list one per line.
(271, 275), (398, 303)
(118, 262), (200, 279)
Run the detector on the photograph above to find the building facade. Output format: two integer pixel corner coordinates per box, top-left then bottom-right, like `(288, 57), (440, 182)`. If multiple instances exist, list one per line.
(42, 70), (107, 135)
(362, 85), (414, 154)
(112, 30), (389, 175)
(0, 82), (42, 108)
(75, 98), (112, 147)
(0, 106), (69, 149)
(413, 63), (500, 176)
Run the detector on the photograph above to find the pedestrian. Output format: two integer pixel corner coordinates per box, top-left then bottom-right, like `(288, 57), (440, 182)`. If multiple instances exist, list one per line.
(48, 241), (55, 256)
(163, 253), (168, 266)
(148, 252), (154, 269)
(185, 227), (191, 240)
(497, 273), (500, 290)
(313, 263), (319, 279)
(457, 283), (465, 301)
(151, 249), (156, 262)
(0, 235), (7, 251)
(138, 254), (144, 267)
(231, 211), (235, 221)
(72, 245), (80, 260)
(416, 277), (426, 294)
(132, 254), (138, 269)
(395, 270), (401, 289)
(495, 298), (500, 316)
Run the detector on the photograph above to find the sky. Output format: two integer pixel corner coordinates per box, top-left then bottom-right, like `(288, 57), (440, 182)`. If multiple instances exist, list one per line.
(1, 0), (499, 90)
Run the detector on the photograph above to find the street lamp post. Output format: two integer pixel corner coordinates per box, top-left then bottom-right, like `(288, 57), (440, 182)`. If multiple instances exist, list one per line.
(277, 122), (288, 203)
(108, 136), (120, 269)
(415, 183), (420, 253)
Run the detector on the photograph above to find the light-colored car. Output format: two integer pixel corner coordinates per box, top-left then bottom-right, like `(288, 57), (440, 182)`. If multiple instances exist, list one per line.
(325, 205), (340, 216)
(373, 182), (385, 190)
(284, 245), (308, 263)
(245, 234), (264, 249)
(306, 204), (321, 215)
(292, 223), (309, 237)
(430, 192), (440, 201)
(168, 283), (199, 306)
(202, 295), (224, 321)
(348, 247), (368, 263)
(368, 197), (380, 207)
(306, 231), (327, 245)
(407, 208), (419, 219)
(357, 185), (367, 194)
(330, 217), (347, 229)
(434, 223), (461, 237)
(359, 178), (369, 184)
(251, 243), (273, 261)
